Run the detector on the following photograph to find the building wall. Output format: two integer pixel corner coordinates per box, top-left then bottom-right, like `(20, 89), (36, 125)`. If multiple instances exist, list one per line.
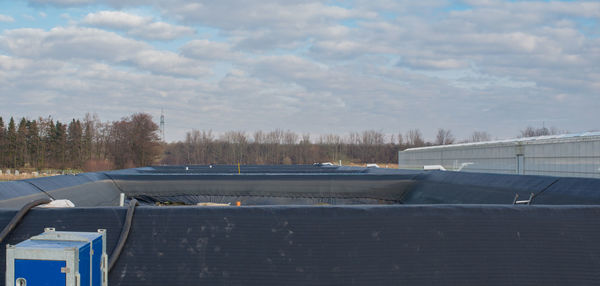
(399, 135), (600, 178)
(522, 139), (600, 177)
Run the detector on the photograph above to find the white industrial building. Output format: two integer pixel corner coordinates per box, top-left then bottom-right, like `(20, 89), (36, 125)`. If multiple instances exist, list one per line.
(398, 132), (600, 178)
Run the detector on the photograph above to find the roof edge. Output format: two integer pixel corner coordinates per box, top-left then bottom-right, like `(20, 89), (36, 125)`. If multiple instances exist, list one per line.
(402, 131), (600, 152)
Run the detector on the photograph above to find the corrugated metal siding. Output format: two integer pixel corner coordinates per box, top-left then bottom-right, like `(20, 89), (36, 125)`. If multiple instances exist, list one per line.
(521, 139), (600, 178)
(399, 134), (600, 178)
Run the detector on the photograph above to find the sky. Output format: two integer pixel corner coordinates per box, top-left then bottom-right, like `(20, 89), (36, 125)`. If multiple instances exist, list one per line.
(0, 0), (598, 142)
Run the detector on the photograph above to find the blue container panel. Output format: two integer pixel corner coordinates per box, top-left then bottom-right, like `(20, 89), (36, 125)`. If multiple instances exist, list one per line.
(14, 259), (66, 286)
(92, 237), (103, 286)
(79, 244), (91, 286)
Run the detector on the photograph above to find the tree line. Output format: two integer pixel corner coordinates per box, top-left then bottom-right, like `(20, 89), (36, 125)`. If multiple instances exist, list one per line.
(0, 112), (567, 170)
(161, 128), (497, 165)
(162, 129), (400, 165)
(0, 113), (161, 171)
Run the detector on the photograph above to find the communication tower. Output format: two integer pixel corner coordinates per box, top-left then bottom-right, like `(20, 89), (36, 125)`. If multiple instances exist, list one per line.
(160, 108), (165, 141)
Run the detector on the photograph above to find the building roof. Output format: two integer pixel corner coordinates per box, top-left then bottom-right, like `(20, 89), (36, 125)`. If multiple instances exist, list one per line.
(403, 131), (600, 152)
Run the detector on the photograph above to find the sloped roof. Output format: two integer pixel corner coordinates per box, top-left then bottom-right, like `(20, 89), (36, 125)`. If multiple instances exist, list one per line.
(403, 131), (600, 152)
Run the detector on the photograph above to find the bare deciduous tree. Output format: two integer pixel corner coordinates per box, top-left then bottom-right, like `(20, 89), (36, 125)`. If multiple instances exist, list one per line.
(396, 133), (404, 147)
(435, 129), (455, 145)
(519, 126), (564, 138)
(13, 112), (578, 170)
(406, 129), (425, 148)
(470, 131), (492, 142)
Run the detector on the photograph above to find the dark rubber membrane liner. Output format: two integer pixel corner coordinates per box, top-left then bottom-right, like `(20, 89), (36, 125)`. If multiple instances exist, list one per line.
(1, 165), (600, 285)
(0, 206), (599, 285)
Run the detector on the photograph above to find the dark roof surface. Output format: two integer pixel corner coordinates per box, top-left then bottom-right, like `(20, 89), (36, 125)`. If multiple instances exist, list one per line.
(1, 165), (599, 208)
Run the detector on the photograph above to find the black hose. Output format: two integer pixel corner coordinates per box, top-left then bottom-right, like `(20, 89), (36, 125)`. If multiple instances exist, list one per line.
(23, 180), (56, 200)
(0, 198), (52, 244)
(108, 198), (138, 272)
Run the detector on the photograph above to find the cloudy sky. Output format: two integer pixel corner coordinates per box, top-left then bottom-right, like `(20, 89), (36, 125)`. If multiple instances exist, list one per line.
(0, 0), (598, 142)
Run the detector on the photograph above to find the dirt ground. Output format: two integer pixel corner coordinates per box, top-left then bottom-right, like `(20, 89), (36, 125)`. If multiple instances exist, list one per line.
(0, 163), (399, 181)
(0, 173), (58, 181)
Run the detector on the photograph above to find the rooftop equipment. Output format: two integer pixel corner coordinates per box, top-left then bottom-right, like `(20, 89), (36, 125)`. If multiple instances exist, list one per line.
(6, 228), (107, 286)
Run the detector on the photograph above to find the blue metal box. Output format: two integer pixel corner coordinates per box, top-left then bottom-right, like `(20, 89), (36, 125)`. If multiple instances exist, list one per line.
(6, 228), (107, 286)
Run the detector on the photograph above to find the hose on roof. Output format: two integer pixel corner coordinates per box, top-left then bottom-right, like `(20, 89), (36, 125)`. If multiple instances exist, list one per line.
(109, 198), (138, 272)
(0, 198), (53, 244)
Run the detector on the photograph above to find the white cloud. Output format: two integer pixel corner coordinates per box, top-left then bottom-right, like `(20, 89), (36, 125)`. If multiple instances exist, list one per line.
(0, 27), (146, 60)
(403, 58), (469, 70)
(83, 10), (146, 28)
(158, 1), (369, 51)
(0, 14), (15, 22)
(0, 27), (208, 77)
(133, 50), (210, 77)
(6, 0), (600, 141)
(165, 2), (359, 28)
(181, 40), (238, 61)
(82, 11), (195, 40)
(29, 0), (96, 5)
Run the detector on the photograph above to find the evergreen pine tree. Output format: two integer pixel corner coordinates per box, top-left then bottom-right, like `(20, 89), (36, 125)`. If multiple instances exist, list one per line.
(7, 118), (17, 168)
(54, 121), (67, 168)
(16, 118), (28, 167)
(67, 119), (83, 168)
(0, 117), (5, 168)
(27, 120), (40, 169)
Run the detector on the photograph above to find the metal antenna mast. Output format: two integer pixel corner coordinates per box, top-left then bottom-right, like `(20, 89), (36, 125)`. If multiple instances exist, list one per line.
(160, 108), (165, 141)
